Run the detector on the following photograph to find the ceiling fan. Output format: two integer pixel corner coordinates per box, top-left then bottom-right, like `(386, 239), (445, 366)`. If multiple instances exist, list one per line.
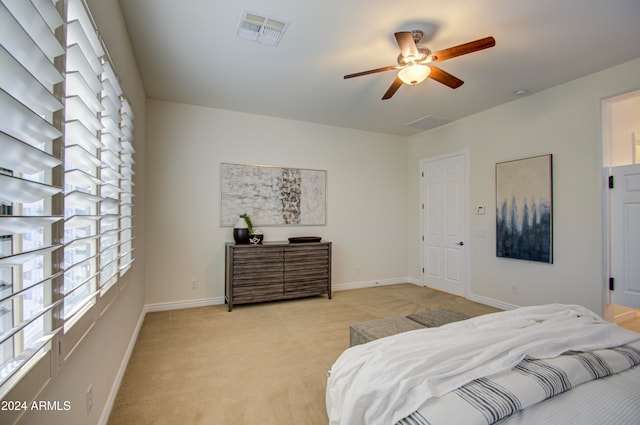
(344, 31), (495, 100)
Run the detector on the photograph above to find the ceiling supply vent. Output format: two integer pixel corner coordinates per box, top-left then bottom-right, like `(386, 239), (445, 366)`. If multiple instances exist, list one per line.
(406, 115), (452, 130)
(236, 9), (289, 46)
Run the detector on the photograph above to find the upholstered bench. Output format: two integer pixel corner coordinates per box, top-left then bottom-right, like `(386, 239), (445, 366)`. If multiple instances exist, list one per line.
(406, 309), (471, 327)
(349, 309), (470, 346)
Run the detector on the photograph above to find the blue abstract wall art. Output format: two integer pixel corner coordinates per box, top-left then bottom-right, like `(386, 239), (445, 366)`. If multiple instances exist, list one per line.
(496, 154), (553, 263)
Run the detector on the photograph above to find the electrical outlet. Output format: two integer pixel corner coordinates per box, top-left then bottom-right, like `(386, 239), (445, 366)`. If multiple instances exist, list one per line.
(511, 283), (518, 295)
(191, 279), (198, 289)
(86, 385), (93, 415)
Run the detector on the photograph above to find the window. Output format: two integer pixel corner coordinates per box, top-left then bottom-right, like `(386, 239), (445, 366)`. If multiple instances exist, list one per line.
(0, 0), (135, 404)
(63, 0), (104, 328)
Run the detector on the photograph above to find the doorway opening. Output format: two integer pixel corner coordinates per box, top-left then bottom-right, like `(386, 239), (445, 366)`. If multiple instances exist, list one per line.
(602, 89), (640, 330)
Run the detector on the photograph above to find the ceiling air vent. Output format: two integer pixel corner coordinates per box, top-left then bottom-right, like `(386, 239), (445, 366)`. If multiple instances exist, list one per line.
(236, 9), (289, 46)
(406, 115), (452, 130)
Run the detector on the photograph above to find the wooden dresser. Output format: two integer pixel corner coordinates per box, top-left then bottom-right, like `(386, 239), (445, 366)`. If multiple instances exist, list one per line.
(224, 241), (332, 311)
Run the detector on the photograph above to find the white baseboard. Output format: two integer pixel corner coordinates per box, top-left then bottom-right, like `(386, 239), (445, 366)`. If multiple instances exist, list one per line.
(99, 309), (146, 425)
(407, 278), (516, 311)
(467, 293), (519, 311)
(145, 280), (417, 310)
(142, 288), (517, 315)
(146, 280), (419, 311)
(332, 277), (413, 292)
(144, 296), (226, 313)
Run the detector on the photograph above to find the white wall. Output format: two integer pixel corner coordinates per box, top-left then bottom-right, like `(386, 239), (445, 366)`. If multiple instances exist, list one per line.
(144, 100), (408, 305)
(407, 58), (640, 314)
(23, 1), (147, 424)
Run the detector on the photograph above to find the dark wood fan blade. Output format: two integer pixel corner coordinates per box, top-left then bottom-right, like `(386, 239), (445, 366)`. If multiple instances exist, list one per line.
(382, 77), (403, 100)
(395, 32), (419, 58)
(430, 36), (495, 62)
(428, 66), (464, 88)
(344, 65), (397, 79)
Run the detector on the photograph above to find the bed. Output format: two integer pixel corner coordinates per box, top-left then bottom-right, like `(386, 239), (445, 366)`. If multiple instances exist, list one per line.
(326, 304), (640, 425)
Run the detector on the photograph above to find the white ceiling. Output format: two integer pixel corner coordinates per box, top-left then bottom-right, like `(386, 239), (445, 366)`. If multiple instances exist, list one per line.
(118, 0), (640, 137)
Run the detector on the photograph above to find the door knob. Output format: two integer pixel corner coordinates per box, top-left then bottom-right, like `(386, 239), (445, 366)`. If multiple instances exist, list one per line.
(455, 241), (464, 246)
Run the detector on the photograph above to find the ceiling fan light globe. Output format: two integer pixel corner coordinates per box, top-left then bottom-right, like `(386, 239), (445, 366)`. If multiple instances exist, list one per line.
(398, 64), (431, 85)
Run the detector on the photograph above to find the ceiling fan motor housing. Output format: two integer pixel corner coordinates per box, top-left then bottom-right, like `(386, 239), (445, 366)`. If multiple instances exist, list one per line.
(411, 30), (424, 43)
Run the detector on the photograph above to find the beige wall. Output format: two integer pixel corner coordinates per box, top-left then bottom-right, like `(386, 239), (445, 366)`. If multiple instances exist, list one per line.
(607, 90), (640, 166)
(23, 1), (147, 424)
(144, 100), (408, 305)
(407, 58), (640, 315)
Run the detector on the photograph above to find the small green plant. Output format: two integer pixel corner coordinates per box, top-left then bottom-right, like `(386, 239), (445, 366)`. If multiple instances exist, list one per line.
(240, 213), (254, 234)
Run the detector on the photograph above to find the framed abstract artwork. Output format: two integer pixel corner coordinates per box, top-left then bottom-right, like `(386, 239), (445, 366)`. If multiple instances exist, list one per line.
(496, 154), (553, 263)
(220, 163), (326, 227)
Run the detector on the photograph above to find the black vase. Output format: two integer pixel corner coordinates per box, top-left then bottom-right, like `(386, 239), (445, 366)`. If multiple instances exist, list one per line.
(233, 228), (250, 244)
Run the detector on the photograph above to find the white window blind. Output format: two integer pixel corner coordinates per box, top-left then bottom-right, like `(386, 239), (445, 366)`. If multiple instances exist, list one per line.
(119, 98), (135, 277)
(0, 0), (64, 396)
(0, 0), (135, 404)
(63, 0), (103, 326)
(99, 60), (122, 292)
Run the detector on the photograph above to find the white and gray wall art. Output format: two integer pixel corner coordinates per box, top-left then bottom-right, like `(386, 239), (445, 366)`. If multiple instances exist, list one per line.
(220, 163), (326, 227)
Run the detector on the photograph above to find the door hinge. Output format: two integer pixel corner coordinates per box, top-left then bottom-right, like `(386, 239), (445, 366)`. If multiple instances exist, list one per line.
(609, 277), (615, 291)
(422, 267), (424, 273)
(421, 171), (424, 177)
(608, 175), (614, 189)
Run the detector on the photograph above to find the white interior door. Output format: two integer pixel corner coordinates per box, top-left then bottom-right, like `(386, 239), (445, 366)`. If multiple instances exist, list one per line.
(610, 164), (640, 308)
(421, 154), (467, 296)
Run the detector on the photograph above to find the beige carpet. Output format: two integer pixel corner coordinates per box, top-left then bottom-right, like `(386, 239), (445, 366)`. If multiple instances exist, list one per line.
(107, 284), (500, 425)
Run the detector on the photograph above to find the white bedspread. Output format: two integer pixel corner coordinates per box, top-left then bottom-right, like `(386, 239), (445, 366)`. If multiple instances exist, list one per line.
(326, 304), (640, 425)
